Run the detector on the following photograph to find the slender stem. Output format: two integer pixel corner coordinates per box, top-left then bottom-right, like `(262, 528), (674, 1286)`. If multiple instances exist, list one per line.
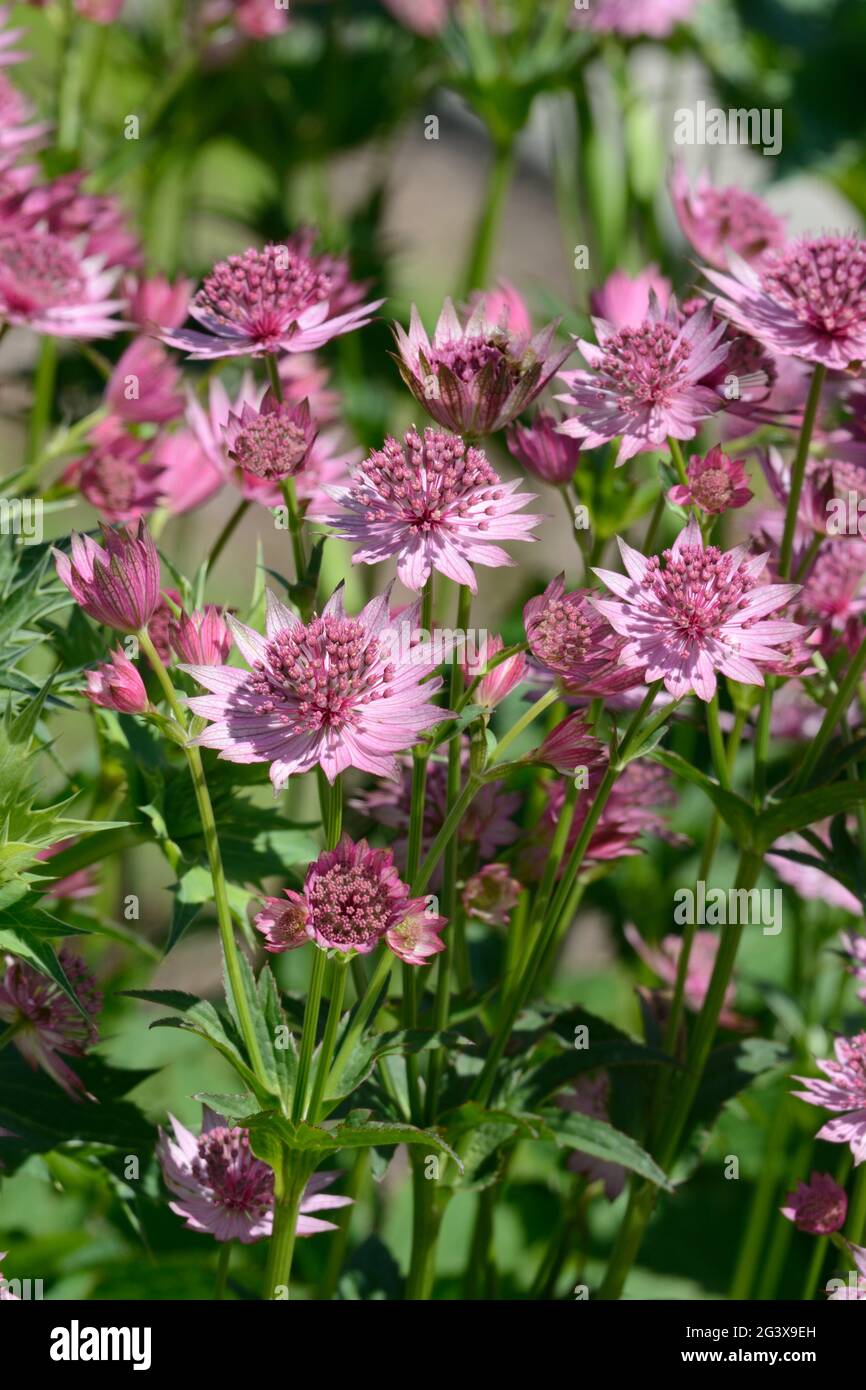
(459, 139), (516, 298)
(265, 353), (284, 401)
(413, 775), (483, 897)
(281, 476), (307, 588)
(25, 337), (58, 471)
(753, 677), (775, 808)
(292, 948), (327, 1122)
(668, 437), (690, 493)
(792, 630), (866, 792)
(207, 498), (249, 574)
(317, 1149), (367, 1300)
(489, 687), (560, 765)
(137, 630), (270, 1090)
(307, 956), (348, 1122)
(214, 1243), (231, 1300)
(845, 1162), (866, 1249)
(324, 950), (393, 1102)
(705, 694), (730, 789)
(643, 488), (666, 553)
(779, 363), (827, 579)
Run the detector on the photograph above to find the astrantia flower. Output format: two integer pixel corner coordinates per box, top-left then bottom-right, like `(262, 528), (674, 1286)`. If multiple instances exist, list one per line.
(381, 0), (452, 35)
(169, 605), (233, 666)
(127, 272), (193, 331)
(393, 297), (571, 437)
(2, 171), (141, 270)
(469, 279), (532, 337)
(557, 297), (729, 466)
(36, 839), (98, 902)
(162, 237), (382, 360)
(106, 339), (183, 425)
(590, 265), (671, 330)
(704, 236), (866, 371)
(506, 410), (581, 486)
(0, 223), (125, 337)
(461, 633), (527, 710)
(157, 1110), (351, 1243)
(0, 947), (101, 1099)
(670, 165), (786, 270)
(462, 863), (521, 926)
(556, 1073), (625, 1200)
(668, 445), (752, 515)
(523, 574), (643, 696)
(624, 922), (747, 1030)
(571, 0), (698, 38)
(781, 1172), (848, 1235)
(325, 426), (541, 593)
(300, 835), (417, 956)
(224, 390), (316, 482)
(65, 421), (164, 523)
(184, 587), (446, 788)
(0, 74), (48, 152)
(386, 899), (447, 965)
(86, 649), (148, 714)
(593, 518), (803, 701)
(536, 712), (607, 778)
(254, 893), (309, 954)
(53, 522), (162, 632)
(793, 1032), (866, 1164)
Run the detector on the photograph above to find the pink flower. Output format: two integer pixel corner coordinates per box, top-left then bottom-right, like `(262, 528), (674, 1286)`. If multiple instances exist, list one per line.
(0, 222), (125, 337)
(126, 272), (193, 331)
(571, 0), (698, 37)
(0, 74), (49, 152)
(624, 922), (747, 1030)
(169, 606), (233, 666)
(106, 339), (183, 424)
(381, 0), (452, 36)
(704, 236), (866, 371)
(590, 265), (671, 329)
(462, 863), (521, 926)
(523, 574), (643, 696)
(86, 649), (148, 713)
(557, 297), (729, 466)
(781, 1172), (848, 1235)
(0, 7), (26, 67)
(294, 835), (430, 957)
(670, 165), (786, 270)
(2, 172), (141, 270)
(53, 522), (162, 632)
(470, 279), (532, 337)
(668, 445), (753, 515)
(386, 899), (447, 965)
(325, 426), (540, 593)
(161, 236), (382, 359)
(65, 423), (165, 523)
(153, 429), (222, 515)
(75, 0), (123, 20)
(793, 1032), (866, 1164)
(556, 1073), (625, 1200)
(35, 839), (98, 901)
(184, 587), (447, 788)
(254, 893), (309, 953)
(232, 0), (290, 38)
(157, 1110), (351, 1243)
(506, 410), (581, 486)
(767, 829), (862, 917)
(0, 947), (101, 1100)
(393, 297), (571, 436)
(839, 931), (866, 1004)
(223, 390), (316, 483)
(461, 633), (526, 709)
(536, 712), (607, 778)
(593, 518), (803, 701)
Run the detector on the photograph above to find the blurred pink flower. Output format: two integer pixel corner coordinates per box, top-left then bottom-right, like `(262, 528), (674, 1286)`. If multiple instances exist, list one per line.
(162, 237), (382, 359)
(106, 339), (184, 424)
(571, 0), (698, 38)
(0, 223), (125, 337)
(781, 1172), (848, 1235)
(462, 863), (521, 926)
(0, 1252), (18, 1299)
(36, 839), (97, 901)
(625, 922), (748, 1030)
(468, 279), (532, 337)
(381, 0), (452, 36)
(184, 587), (446, 788)
(0, 7), (25, 66)
(506, 410), (581, 486)
(394, 297), (571, 436)
(826, 1242), (866, 1299)
(0, 947), (101, 1100)
(53, 522), (162, 632)
(840, 931), (866, 1004)
(76, 0), (123, 20)
(668, 445), (753, 515)
(557, 1073), (625, 1200)
(326, 426), (540, 593)
(705, 236), (866, 371)
(590, 265), (671, 329)
(153, 429), (223, 515)
(0, 74), (49, 152)
(670, 165), (786, 270)
(593, 519), (803, 701)
(126, 272), (193, 331)
(86, 649), (148, 713)
(1, 171), (141, 269)
(233, 0), (290, 38)
(793, 1032), (866, 1164)
(558, 297), (728, 465)
(766, 828), (862, 917)
(64, 423), (164, 523)
(461, 633), (527, 709)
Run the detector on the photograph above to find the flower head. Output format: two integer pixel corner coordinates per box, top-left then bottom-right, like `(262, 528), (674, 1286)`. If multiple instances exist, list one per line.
(393, 297), (571, 436)
(625, 922), (747, 1030)
(523, 574), (643, 696)
(571, 0), (698, 38)
(793, 1032), (866, 1164)
(169, 605), (233, 666)
(254, 893), (310, 954)
(224, 390), (316, 482)
(590, 265), (671, 329)
(381, 0), (452, 35)
(593, 518), (803, 701)
(386, 899), (447, 965)
(53, 522), (162, 632)
(670, 165), (786, 270)
(65, 422), (165, 523)
(184, 587), (446, 788)
(86, 649), (148, 713)
(325, 425), (540, 593)
(0, 947), (101, 1099)
(839, 931), (866, 1004)
(506, 410), (581, 486)
(462, 863), (521, 926)
(0, 74), (49, 152)
(668, 445), (753, 515)
(557, 297), (729, 466)
(461, 633), (526, 709)
(162, 236), (381, 360)
(536, 711), (607, 777)
(781, 1172), (848, 1235)
(704, 236), (866, 371)
(127, 271), (193, 330)
(157, 1110), (351, 1243)
(106, 339), (183, 424)
(0, 222), (125, 337)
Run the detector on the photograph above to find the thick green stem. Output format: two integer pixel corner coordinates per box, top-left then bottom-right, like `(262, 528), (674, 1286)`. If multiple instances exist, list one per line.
(779, 363), (826, 579)
(292, 948), (327, 1122)
(207, 498), (249, 574)
(307, 956), (348, 1122)
(262, 1150), (307, 1299)
(214, 1242), (231, 1300)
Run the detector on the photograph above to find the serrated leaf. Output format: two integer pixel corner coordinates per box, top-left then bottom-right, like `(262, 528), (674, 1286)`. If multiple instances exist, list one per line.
(541, 1108), (675, 1192)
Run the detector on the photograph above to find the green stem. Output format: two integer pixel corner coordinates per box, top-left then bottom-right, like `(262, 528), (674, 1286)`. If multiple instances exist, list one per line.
(668, 437), (690, 494)
(324, 950), (393, 1103)
(307, 956), (348, 1122)
(137, 630), (270, 1091)
(214, 1242), (231, 1300)
(25, 338), (58, 471)
(281, 477), (307, 591)
(206, 498), (249, 575)
(292, 948), (327, 1122)
(643, 488), (666, 553)
(489, 687), (560, 765)
(262, 1149), (306, 1299)
(459, 139), (516, 298)
(413, 774), (483, 898)
(779, 363), (827, 579)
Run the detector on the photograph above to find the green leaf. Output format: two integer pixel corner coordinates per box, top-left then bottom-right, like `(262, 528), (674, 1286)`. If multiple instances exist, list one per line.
(324, 1028), (471, 1103)
(650, 747), (757, 847)
(192, 1091), (261, 1121)
(540, 1108), (675, 1192)
(247, 1111), (462, 1168)
(755, 783), (866, 851)
(0, 921), (89, 1016)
